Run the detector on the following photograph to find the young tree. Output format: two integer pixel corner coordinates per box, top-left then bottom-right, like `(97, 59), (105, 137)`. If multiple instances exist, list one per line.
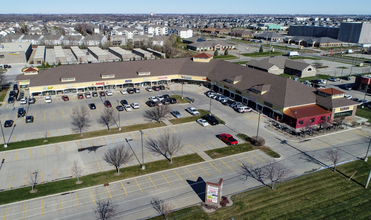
(71, 160), (84, 184)
(94, 200), (117, 220)
(143, 105), (172, 123)
(28, 169), (39, 193)
(103, 144), (132, 175)
(224, 49), (228, 56)
(214, 50), (218, 56)
(151, 197), (174, 220)
(71, 106), (91, 136)
(259, 45), (264, 53)
(146, 133), (183, 163)
(324, 148), (342, 172)
(239, 163), (265, 185)
(263, 161), (291, 190)
(98, 108), (116, 130)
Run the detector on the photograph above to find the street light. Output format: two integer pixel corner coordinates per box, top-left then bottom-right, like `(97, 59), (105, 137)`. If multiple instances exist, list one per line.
(256, 106), (262, 139)
(209, 84), (213, 115)
(0, 113), (7, 148)
(116, 100), (121, 131)
(365, 139), (371, 162)
(139, 130), (145, 170)
(181, 78), (184, 99)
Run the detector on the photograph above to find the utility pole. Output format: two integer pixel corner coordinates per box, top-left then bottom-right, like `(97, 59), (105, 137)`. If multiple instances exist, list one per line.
(0, 113), (7, 148)
(209, 84), (213, 115)
(365, 139), (371, 162)
(116, 100), (121, 131)
(365, 168), (371, 188)
(181, 78), (184, 99)
(139, 130), (145, 170)
(256, 107), (261, 138)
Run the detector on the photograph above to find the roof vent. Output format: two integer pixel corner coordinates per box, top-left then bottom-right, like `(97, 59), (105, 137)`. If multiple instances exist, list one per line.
(19, 45), (22, 48)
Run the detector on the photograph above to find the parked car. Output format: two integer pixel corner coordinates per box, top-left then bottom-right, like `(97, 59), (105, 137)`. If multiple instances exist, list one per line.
(85, 92), (91, 99)
(104, 100), (112, 108)
(344, 94), (352, 99)
(131, 103), (139, 109)
(146, 87), (153, 92)
(92, 91), (98, 97)
(203, 115), (219, 126)
(135, 88), (140, 93)
(159, 85), (165, 90)
(4, 120), (14, 127)
(9, 90), (16, 98)
(147, 100), (156, 107)
(341, 76), (351, 81)
(78, 94), (84, 99)
(169, 97), (177, 104)
(149, 96), (158, 102)
(28, 97), (36, 104)
(25, 116), (34, 123)
(156, 101), (163, 106)
(162, 99), (170, 105)
(327, 77), (338, 82)
(352, 98), (359, 102)
(345, 85), (352, 90)
(7, 97), (14, 104)
(99, 91), (106, 97)
(156, 95), (164, 101)
(106, 90), (113, 96)
(171, 110), (182, 118)
(18, 108), (26, 117)
(152, 86), (160, 91)
(237, 106), (252, 113)
(127, 88), (135, 94)
(124, 104), (132, 111)
(116, 105), (124, 111)
(163, 94), (170, 99)
(89, 103), (96, 110)
(230, 102), (242, 109)
(45, 96), (52, 103)
(219, 133), (238, 145)
(120, 99), (128, 106)
(186, 107), (200, 115)
(196, 119), (209, 127)
(20, 98), (27, 104)
(120, 89), (127, 95)
(62, 95), (69, 101)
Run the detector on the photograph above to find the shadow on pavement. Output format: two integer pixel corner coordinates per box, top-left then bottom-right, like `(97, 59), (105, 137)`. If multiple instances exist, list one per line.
(187, 177), (206, 203)
(78, 145), (104, 153)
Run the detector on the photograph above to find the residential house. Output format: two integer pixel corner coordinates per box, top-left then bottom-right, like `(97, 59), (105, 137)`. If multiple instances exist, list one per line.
(82, 34), (108, 46)
(168, 27), (193, 38)
(42, 35), (63, 46)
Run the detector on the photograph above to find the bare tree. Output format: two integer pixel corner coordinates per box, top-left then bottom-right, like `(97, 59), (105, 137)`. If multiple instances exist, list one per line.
(103, 144), (132, 175)
(151, 197), (174, 220)
(71, 106), (91, 136)
(72, 160), (84, 184)
(146, 133), (183, 163)
(143, 105), (172, 123)
(324, 148), (342, 172)
(94, 200), (117, 220)
(98, 108), (116, 130)
(239, 163), (265, 185)
(28, 169), (39, 193)
(263, 161), (291, 190)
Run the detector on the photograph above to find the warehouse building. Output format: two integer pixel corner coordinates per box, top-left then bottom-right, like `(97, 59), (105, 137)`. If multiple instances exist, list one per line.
(108, 47), (136, 60)
(54, 46), (66, 64)
(32, 46), (45, 64)
(288, 25), (339, 39)
(87, 47), (109, 61)
(132, 48), (152, 59)
(0, 42), (32, 64)
(338, 22), (371, 44)
(71, 46), (86, 63)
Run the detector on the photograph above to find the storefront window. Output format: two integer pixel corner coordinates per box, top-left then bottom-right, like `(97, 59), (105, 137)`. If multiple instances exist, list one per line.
(64, 89), (77, 94)
(334, 110), (353, 118)
(104, 85), (116, 89)
(298, 120), (304, 125)
(85, 87), (97, 91)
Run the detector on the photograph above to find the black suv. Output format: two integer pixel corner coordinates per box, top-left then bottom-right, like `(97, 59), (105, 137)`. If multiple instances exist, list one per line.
(127, 88), (135, 94)
(7, 97), (14, 104)
(28, 97), (36, 104)
(120, 100), (128, 105)
(163, 94), (170, 99)
(4, 120), (14, 127)
(159, 85), (165, 90)
(26, 116), (34, 123)
(18, 108), (26, 118)
(203, 115), (219, 126)
(169, 97), (177, 104)
(146, 100), (156, 107)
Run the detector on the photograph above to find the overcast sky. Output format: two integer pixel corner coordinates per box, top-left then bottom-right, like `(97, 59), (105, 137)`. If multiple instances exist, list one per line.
(1, 0), (370, 14)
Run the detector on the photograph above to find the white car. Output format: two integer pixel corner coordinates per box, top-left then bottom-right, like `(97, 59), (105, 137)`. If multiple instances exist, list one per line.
(120, 89), (127, 95)
(106, 90), (113, 96)
(85, 92), (91, 99)
(186, 107), (199, 115)
(20, 98), (27, 104)
(344, 94), (352, 99)
(149, 96), (158, 102)
(156, 95), (164, 101)
(230, 102), (242, 109)
(131, 103), (139, 109)
(196, 119), (209, 127)
(45, 96), (52, 103)
(124, 105), (132, 111)
(146, 87), (153, 92)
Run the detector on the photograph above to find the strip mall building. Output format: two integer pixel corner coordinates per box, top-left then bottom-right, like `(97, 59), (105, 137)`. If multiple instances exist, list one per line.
(16, 53), (358, 129)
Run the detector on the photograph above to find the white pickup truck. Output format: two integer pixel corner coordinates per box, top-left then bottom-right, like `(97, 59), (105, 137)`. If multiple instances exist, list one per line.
(287, 51), (299, 57)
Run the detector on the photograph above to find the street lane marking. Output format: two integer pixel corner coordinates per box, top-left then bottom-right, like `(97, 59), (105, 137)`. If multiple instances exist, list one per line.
(90, 139), (93, 147)
(241, 154), (255, 164)
(101, 137), (105, 145)
(131, 133), (137, 140)
(198, 142), (208, 151)
(143, 133), (148, 139)
(174, 170), (184, 182)
(106, 186), (112, 199)
(22, 202), (26, 220)
(12, 135), (16, 142)
(186, 124), (194, 130)
(42, 171), (44, 183)
(169, 126), (177, 133)
(251, 152), (265, 162)
(151, 129), (157, 136)
(220, 159), (233, 170)
(90, 189), (96, 203)
(97, 161), (103, 172)
(148, 176), (157, 188)
(231, 157), (243, 166)
(208, 140), (218, 148)
(2, 152), (4, 160)
(9, 176), (13, 189)
(111, 136), (116, 144)
(120, 182), (128, 195)
(88, 109), (92, 117)
(134, 178), (143, 192)
(127, 120), (132, 125)
(198, 165), (209, 176)
(186, 167), (197, 179)
(29, 148), (31, 158)
(136, 118), (141, 124)
(56, 168), (59, 180)
(77, 141), (81, 149)
(161, 172), (171, 185)
(75, 192), (79, 207)
(208, 162), (221, 173)
(15, 150), (18, 160)
(0, 137), (2, 144)
(84, 163), (88, 174)
(59, 196), (61, 211)
(181, 148), (187, 155)
(306, 141), (320, 149)
(70, 107), (73, 115)
(121, 134), (125, 140)
(177, 125), (185, 132)
(41, 199), (43, 215)
(25, 134), (27, 140)
(70, 167), (73, 177)
(3, 206), (6, 219)
(188, 144), (197, 153)
(146, 152), (153, 162)
(160, 128), (166, 134)
(37, 132), (38, 139)
(66, 143), (69, 151)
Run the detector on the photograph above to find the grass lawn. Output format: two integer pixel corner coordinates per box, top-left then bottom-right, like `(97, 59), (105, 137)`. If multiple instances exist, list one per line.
(337, 66), (349, 69)
(233, 61), (249, 65)
(0, 86), (10, 102)
(356, 107), (371, 122)
(169, 109), (208, 125)
(205, 143), (254, 159)
(213, 55), (238, 60)
(0, 122), (166, 152)
(170, 95), (191, 104)
(241, 51), (285, 58)
(150, 158), (371, 220)
(0, 153), (204, 205)
(237, 133), (280, 158)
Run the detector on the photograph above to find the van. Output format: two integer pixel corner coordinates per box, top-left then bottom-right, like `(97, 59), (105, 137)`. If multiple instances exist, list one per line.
(13, 84), (18, 91)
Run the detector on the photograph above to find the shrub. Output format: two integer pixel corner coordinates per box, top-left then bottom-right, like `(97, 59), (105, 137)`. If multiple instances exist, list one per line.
(214, 50), (218, 56)
(220, 201), (227, 207)
(224, 49), (228, 56)
(251, 136), (265, 146)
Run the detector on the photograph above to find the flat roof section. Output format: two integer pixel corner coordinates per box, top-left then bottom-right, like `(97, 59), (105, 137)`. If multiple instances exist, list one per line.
(109, 47), (132, 55)
(70, 46), (85, 57)
(0, 42), (31, 53)
(34, 46), (45, 60)
(88, 47), (108, 56)
(54, 46), (66, 58)
(133, 48), (151, 56)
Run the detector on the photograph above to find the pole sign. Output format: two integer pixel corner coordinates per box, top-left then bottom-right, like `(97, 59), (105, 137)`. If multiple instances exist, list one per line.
(205, 178), (223, 206)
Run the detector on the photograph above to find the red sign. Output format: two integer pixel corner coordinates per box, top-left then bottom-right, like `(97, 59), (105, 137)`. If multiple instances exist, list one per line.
(96, 82), (105, 86)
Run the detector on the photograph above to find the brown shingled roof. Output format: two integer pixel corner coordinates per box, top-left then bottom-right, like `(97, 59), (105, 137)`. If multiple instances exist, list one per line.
(193, 53), (213, 58)
(23, 67), (38, 72)
(284, 104), (331, 119)
(318, 88), (345, 95)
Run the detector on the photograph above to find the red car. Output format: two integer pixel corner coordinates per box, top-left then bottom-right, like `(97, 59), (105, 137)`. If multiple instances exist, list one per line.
(104, 100), (112, 108)
(77, 94), (84, 99)
(219, 133), (238, 145)
(62, 95), (69, 101)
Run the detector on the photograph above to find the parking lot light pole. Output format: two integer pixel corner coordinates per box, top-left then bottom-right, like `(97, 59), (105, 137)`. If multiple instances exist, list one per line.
(117, 100), (121, 131)
(139, 130), (145, 170)
(181, 79), (184, 99)
(0, 114), (7, 148)
(256, 107), (261, 139)
(209, 84), (213, 115)
(365, 139), (371, 162)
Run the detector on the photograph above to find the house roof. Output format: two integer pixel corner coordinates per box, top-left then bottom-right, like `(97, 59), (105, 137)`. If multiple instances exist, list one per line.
(284, 104), (331, 119)
(318, 88), (345, 95)
(284, 59), (312, 71)
(23, 67), (38, 72)
(193, 53), (213, 59)
(247, 56), (289, 70)
(316, 95), (359, 109)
